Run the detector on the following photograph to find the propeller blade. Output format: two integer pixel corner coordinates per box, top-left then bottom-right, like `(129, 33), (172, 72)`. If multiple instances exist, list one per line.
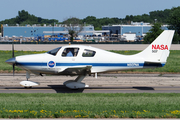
(12, 42), (14, 58)
(13, 64), (15, 76)
(12, 42), (15, 76)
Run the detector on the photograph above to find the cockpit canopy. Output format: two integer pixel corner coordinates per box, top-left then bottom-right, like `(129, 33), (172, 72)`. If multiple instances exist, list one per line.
(47, 46), (96, 57)
(47, 47), (61, 56)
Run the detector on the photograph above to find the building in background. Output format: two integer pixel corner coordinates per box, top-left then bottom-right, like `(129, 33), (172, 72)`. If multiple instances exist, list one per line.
(1, 24), (109, 42)
(1, 22), (169, 42)
(102, 21), (168, 41)
(2, 24), (94, 37)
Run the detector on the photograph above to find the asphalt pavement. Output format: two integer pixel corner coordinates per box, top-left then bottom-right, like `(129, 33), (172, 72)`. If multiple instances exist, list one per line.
(0, 73), (180, 93)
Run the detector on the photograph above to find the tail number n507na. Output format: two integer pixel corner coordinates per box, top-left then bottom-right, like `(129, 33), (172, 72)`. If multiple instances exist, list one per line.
(6, 30), (175, 89)
(127, 63), (139, 67)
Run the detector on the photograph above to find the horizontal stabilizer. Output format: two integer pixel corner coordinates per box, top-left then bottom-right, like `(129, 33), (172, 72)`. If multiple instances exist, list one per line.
(144, 61), (162, 64)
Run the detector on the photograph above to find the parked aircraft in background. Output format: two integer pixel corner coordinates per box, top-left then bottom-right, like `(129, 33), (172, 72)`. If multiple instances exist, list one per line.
(6, 30), (175, 89)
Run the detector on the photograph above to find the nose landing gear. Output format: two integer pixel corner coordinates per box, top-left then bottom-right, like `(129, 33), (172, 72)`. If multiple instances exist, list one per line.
(20, 71), (40, 88)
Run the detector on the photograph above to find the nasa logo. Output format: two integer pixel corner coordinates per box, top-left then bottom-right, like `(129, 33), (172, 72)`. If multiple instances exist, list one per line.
(152, 44), (168, 50)
(48, 61), (55, 68)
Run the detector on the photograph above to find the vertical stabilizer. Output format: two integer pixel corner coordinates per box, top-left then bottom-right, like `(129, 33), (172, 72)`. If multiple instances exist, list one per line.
(136, 30), (175, 63)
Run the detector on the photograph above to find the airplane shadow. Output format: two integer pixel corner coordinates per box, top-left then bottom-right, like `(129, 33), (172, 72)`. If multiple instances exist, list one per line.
(4, 85), (154, 93)
(132, 87), (154, 90)
(47, 85), (84, 93)
(48, 85), (155, 93)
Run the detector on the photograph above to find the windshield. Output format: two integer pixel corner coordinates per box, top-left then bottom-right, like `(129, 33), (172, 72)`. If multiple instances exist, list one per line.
(47, 47), (61, 56)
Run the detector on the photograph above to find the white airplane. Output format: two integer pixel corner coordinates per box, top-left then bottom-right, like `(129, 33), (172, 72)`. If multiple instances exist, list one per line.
(6, 30), (175, 89)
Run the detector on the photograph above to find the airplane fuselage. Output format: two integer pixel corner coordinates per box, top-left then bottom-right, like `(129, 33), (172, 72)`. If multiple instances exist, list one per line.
(14, 45), (163, 75)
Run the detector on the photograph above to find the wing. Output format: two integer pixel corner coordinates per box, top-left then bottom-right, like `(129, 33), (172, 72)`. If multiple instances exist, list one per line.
(58, 65), (92, 75)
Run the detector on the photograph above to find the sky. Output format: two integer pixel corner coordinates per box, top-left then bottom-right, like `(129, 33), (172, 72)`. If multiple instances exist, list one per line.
(0, 0), (179, 22)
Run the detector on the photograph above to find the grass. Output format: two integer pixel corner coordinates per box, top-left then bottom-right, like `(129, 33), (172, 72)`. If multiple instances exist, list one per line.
(0, 50), (180, 73)
(0, 93), (180, 118)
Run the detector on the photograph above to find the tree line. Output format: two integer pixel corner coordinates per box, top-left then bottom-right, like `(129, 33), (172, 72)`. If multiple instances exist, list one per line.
(0, 10), (58, 26)
(0, 7), (178, 29)
(0, 7), (180, 43)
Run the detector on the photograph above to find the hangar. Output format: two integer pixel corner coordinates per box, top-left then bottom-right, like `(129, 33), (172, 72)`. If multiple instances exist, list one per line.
(102, 21), (168, 37)
(1, 24), (95, 37)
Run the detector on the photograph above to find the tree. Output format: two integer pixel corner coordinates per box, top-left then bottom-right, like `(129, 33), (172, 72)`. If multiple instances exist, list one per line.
(18, 10), (29, 23)
(143, 23), (163, 43)
(63, 17), (83, 42)
(82, 16), (99, 30)
(167, 7), (180, 43)
(0, 10), (58, 26)
(172, 32), (180, 44)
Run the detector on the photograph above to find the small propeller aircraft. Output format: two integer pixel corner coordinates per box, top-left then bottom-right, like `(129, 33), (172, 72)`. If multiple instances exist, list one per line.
(6, 30), (175, 89)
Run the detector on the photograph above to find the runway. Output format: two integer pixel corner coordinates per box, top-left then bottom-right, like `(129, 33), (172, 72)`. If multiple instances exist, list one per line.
(0, 73), (180, 93)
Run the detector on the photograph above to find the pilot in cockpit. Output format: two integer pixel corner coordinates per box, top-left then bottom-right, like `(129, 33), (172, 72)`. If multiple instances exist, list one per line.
(66, 49), (73, 57)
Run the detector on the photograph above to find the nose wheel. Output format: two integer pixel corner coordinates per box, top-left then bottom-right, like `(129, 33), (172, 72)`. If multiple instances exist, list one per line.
(20, 71), (40, 88)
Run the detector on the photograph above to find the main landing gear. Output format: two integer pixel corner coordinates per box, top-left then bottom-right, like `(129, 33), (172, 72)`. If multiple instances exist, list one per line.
(63, 74), (89, 89)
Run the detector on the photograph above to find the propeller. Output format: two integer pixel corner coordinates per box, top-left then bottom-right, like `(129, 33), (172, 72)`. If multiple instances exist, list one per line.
(12, 42), (15, 76)
(5, 41), (16, 76)
(12, 41), (14, 58)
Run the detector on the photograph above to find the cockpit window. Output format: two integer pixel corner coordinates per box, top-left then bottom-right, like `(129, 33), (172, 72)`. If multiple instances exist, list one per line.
(82, 49), (96, 57)
(62, 48), (79, 57)
(47, 47), (61, 56)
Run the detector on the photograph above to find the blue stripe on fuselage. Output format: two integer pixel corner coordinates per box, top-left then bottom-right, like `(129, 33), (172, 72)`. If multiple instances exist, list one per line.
(16, 62), (165, 67)
(16, 63), (47, 66)
(56, 63), (144, 66)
